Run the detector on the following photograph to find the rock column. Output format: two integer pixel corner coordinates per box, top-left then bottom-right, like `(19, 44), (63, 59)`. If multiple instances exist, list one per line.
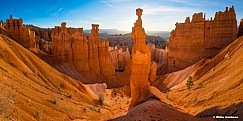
(130, 8), (151, 107)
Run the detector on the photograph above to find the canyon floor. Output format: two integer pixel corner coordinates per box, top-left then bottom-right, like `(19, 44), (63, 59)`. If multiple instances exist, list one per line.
(0, 31), (242, 121)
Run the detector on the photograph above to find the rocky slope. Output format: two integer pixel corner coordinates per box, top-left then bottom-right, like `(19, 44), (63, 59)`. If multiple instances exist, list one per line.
(0, 33), (130, 121)
(152, 36), (243, 119)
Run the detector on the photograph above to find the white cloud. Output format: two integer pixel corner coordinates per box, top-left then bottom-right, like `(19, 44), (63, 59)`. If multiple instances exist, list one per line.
(166, 0), (185, 3)
(142, 5), (195, 15)
(100, 0), (114, 7)
(106, 3), (113, 7)
(51, 8), (63, 16)
(109, 0), (133, 3)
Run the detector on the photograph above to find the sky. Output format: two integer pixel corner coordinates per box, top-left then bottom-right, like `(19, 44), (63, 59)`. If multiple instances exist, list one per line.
(0, 0), (243, 31)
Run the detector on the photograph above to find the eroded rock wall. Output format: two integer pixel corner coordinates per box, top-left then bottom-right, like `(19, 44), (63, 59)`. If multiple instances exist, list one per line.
(148, 43), (168, 74)
(99, 41), (115, 76)
(28, 25), (52, 53)
(51, 23), (115, 77)
(167, 6), (237, 72)
(71, 28), (90, 72)
(5, 15), (36, 49)
(88, 24), (101, 75)
(237, 19), (243, 37)
(28, 25), (52, 41)
(109, 46), (131, 71)
(51, 22), (73, 63)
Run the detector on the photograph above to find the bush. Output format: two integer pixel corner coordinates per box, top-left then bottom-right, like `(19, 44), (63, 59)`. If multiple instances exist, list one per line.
(35, 69), (38, 76)
(198, 82), (204, 88)
(186, 76), (194, 90)
(23, 71), (28, 77)
(60, 83), (66, 89)
(98, 95), (104, 105)
(10, 63), (17, 68)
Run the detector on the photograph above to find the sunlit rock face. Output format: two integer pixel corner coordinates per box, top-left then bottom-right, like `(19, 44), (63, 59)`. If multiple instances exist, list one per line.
(130, 8), (151, 107)
(28, 25), (52, 54)
(109, 47), (131, 71)
(167, 6), (237, 72)
(88, 24), (101, 75)
(6, 15), (36, 49)
(51, 23), (115, 77)
(148, 43), (168, 75)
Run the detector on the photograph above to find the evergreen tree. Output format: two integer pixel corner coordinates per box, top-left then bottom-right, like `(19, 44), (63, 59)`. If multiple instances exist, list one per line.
(186, 76), (194, 90)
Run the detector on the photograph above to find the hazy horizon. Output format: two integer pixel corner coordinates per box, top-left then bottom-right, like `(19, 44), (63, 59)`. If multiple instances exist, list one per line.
(1, 0), (243, 31)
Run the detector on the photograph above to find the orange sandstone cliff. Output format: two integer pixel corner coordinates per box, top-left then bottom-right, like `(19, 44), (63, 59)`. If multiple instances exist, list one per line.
(109, 47), (131, 71)
(28, 25), (52, 54)
(88, 24), (115, 76)
(167, 6), (237, 72)
(148, 43), (168, 75)
(51, 22), (73, 63)
(51, 23), (115, 77)
(5, 15), (36, 49)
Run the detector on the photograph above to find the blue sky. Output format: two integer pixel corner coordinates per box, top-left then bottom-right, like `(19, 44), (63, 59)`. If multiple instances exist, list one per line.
(0, 0), (242, 31)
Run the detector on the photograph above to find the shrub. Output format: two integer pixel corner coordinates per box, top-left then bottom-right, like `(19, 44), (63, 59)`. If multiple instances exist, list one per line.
(23, 71), (28, 77)
(186, 76), (194, 90)
(10, 63), (16, 68)
(35, 69), (38, 76)
(60, 83), (66, 89)
(99, 95), (104, 105)
(198, 82), (204, 88)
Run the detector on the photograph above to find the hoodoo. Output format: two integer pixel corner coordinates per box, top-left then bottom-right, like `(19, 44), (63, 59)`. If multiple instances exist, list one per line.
(130, 8), (152, 107)
(51, 23), (115, 77)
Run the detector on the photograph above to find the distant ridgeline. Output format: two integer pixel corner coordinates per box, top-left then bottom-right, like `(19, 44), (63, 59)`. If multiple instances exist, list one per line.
(167, 6), (240, 72)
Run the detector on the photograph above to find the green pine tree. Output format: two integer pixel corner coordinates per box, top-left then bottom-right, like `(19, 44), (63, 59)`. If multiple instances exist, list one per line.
(186, 76), (194, 90)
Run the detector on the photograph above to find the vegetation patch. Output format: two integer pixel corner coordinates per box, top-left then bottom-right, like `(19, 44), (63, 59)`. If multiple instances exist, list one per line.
(22, 71), (28, 77)
(186, 76), (194, 90)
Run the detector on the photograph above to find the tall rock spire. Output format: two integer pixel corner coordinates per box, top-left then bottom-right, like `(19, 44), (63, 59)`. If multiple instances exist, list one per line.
(130, 8), (151, 107)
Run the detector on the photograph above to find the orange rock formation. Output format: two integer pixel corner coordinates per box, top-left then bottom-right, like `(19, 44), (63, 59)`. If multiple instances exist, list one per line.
(0, 21), (3, 28)
(149, 61), (157, 83)
(5, 15), (36, 49)
(148, 43), (168, 74)
(109, 47), (131, 71)
(28, 25), (52, 53)
(51, 22), (73, 63)
(130, 8), (151, 107)
(51, 22), (90, 73)
(98, 40), (115, 77)
(51, 23), (115, 77)
(88, 24), (101, 74)
(237, 19), (243, 37)
(167, 6), (237, 72)
(71, 28), (90, 72)
(28, 25), (52, 41)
